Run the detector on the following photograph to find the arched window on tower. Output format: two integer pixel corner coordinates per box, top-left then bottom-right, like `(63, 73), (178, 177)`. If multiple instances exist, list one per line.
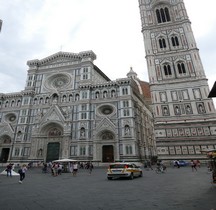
(156, 7), (171, 24)
(163, 64), (172, 76)
(177, 63), (186, 74)
(171, 36), (179, 47)
(159, 38), (166, 48)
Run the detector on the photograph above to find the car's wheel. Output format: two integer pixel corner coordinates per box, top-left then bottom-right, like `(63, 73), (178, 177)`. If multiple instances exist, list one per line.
(107, 177), (112, 180)
(130, 173), (134, 180)
(139, 171), (143, 177)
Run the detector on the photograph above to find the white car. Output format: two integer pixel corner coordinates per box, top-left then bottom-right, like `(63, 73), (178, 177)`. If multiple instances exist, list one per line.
(107, 162), (143, 180)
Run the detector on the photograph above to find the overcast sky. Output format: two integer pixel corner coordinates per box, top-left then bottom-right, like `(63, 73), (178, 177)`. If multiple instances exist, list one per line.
(0, 0), (216, 100)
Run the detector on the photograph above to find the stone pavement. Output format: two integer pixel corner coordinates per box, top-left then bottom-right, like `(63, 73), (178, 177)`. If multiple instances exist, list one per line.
(0, 166), (215, 210)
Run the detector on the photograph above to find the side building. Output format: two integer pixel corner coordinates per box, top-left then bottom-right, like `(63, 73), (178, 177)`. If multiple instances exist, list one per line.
(138, 0), (216, 160)
(0, 51), (156, 164)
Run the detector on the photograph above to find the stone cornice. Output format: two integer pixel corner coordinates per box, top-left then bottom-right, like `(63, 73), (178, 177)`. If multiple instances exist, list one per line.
(0, 90), (35, 99)
(27, 51), (97, 67)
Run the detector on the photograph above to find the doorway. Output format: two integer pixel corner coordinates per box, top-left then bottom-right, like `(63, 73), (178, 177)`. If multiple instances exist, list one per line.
(46, 142), (60, 162)
(0, 148), (10, 162)
(102, 145), (114, 162)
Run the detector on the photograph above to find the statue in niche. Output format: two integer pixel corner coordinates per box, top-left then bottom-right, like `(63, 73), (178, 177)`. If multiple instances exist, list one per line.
(160, 92), (166, 102)
(185, 105), (192, 114)
(174, 105), (180, 115)
(124, 125), (131, 136)
(163, 106), (169, 115)
(80, 127), (85, 138)
(37, 148), (43, 157)
(198, 104), (205, 113)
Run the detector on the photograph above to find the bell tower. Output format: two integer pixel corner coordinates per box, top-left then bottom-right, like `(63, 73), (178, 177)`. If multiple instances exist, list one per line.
(138, 0), (216, 160)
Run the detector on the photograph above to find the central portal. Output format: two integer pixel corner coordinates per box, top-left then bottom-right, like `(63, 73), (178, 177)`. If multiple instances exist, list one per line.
(46, 142), (60, 162)
(102, 145), (114, 162)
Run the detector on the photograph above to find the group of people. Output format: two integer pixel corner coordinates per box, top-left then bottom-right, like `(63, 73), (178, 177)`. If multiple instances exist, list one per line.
(5, 163), (28, 184)
(41, 161), (94, 176)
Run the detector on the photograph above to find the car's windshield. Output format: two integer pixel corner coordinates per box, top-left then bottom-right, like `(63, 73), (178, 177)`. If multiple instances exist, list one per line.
(110, 164), (127, 169)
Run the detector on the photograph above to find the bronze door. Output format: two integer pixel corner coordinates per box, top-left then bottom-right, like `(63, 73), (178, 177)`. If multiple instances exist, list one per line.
(46, 142), (60, 162)
(102, 145), (114, 162)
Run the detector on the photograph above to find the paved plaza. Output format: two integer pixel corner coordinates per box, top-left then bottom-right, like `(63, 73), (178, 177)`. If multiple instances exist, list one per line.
(0, 165), (215, 210)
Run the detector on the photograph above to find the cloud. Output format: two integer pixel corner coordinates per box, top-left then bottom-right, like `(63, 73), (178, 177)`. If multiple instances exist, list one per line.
(0, 0), (215, 99)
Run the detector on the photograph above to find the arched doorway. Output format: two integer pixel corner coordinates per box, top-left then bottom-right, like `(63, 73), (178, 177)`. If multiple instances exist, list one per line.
(102, 145), (114, 162)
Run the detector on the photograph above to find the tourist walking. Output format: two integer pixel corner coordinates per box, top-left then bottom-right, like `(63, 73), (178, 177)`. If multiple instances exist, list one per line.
(72, 162), (78, 176)
(191, 160), (197, 172)
(88, 162), (94, 175)
(6, 163), (12, 177)
(18, 164), (28, 184)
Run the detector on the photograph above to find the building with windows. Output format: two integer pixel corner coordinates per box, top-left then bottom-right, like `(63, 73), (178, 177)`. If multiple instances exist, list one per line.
(0, 51), (156, 164)
(138, 0), (216, 160)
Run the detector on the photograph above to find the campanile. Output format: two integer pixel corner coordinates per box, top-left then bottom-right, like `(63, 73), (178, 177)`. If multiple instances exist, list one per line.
(138, 0), (216, 160)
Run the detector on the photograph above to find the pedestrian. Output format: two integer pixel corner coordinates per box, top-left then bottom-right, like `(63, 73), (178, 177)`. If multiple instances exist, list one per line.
(6, 163), (12, 177)
(196, 160), (201, 168)
(72, 162), (78, 176)
(190, 160), (197, 172)
(18, 164), (28, 184)
(88, 162), (94, 175)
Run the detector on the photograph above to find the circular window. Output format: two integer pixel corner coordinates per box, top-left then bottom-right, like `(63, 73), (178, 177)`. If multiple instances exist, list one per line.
(45, 73), (71, 90)
(97, 104), (116, 116)
(5, 113), (17, 123)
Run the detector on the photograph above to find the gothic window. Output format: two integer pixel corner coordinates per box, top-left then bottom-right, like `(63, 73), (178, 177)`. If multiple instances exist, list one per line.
(123, 101), (129, 108)
(82, 91), (88, 99)
(123, 109), (130, 116)
(156, 7), (171, 24)
(163, 64), (172, 76)
(122, 88), (128, 95)
(159, 38), (166, 48)
(70, 146), (77, 156)
(125, 145), (133, 155)
(177, 63), (186, 74)
(80, 146), (86, 156)
(15, 148), (20, 156)
(81, 104), (87, 111)
(171, 36), (179, 47)
(81, 113), (87, 119)
(83, 67), (89, 80)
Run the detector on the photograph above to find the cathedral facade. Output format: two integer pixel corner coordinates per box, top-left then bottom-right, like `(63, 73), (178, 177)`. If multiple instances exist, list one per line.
(0, 51), (156, 164)
(138, 0), (216, 160)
